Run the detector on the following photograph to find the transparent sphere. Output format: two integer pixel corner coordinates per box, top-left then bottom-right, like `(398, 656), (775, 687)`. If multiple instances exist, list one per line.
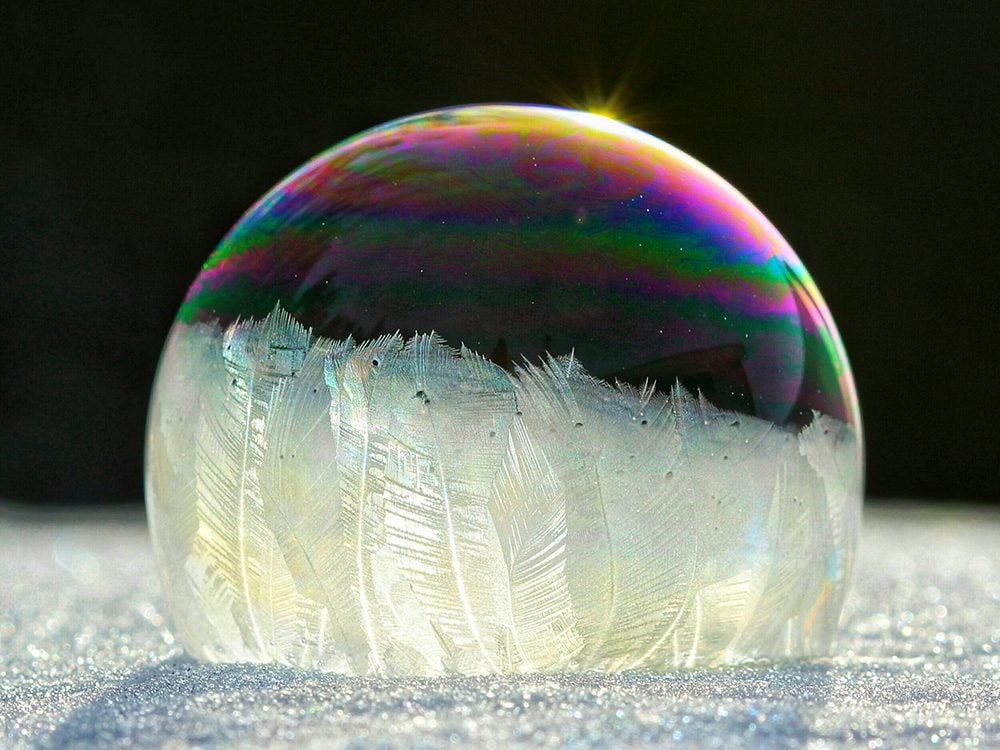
(146, 104), (863, 675)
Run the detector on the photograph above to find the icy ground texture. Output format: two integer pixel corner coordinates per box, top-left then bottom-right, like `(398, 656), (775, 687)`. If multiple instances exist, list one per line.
(145, 308), (861, 676)
(1, 506), (997, 749)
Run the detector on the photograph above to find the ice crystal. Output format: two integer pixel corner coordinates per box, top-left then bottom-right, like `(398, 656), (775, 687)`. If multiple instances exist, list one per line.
(145, 308), (860, 676)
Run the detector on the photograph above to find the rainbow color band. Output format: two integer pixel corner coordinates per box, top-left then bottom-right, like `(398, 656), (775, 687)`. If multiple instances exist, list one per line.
(179, 105), (858, 427)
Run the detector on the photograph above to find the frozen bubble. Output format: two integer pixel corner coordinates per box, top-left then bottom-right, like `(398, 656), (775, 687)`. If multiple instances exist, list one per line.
(145, 105), (863, 676)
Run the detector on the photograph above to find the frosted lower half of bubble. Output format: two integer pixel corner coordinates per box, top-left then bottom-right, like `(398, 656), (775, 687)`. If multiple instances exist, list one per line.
(145, 308), (861, 677)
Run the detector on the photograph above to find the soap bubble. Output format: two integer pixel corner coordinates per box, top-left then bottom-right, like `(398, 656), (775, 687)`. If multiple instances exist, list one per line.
(146, 104), (863, 675)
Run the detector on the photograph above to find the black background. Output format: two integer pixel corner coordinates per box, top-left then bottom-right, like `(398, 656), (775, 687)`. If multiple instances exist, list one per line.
(1, 2), (997, 506)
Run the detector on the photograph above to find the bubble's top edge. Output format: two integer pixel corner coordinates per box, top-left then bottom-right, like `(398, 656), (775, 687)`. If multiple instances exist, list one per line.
(185, 102), (862, 437)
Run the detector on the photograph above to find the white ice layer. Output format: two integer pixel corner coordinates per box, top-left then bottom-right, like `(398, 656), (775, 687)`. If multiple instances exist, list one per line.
(145, 307), (862, 676)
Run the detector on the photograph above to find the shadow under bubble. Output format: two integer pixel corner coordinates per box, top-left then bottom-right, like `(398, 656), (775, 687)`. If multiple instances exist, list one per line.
(34, 656), (355, 749)
(36, 657), (840, 749)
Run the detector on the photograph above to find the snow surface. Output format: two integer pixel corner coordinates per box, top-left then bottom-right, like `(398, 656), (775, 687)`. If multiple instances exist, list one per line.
(1, 504), (998, 748)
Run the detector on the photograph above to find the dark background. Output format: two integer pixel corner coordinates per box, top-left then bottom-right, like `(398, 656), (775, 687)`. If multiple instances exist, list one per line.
(1, 2), (997, 506)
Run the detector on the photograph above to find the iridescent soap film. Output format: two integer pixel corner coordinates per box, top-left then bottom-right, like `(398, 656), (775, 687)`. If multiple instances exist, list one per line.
(146, 105), (863, 676)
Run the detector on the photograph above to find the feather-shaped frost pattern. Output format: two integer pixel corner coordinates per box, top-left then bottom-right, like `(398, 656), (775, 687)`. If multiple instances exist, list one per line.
(187, 307), (316, 661)
(489, 403), (583, 671)
(325, 333), (405, 674)
(145, 306), (863, 675)
(564, 373), (699, 671)
(677, 398), (786, 662)
(799, 413), (861, 576)
(509, 356), (617, 668)
(258, 335), (364, 671)
(732, 450), (831, 657)
(145, 323), (227, 659)
(368, 334), (515, 673)
(797, 413), (862, 649)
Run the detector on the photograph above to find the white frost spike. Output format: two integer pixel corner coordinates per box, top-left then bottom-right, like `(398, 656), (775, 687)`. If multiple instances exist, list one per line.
(731, 449), (831, 657)
(362, 334), (514, 673)
(796, 413), (862, 645)
(188, 306), (313, 662)
(489, 402), (584, 671)
(510, 357), (616, 668)
(536, 360), (700, 670)
(146, 306), (862, 675)
(259, 335), (364, 671)
(324, 333), (407, 674)
(145, 323), (234, 657)
(673, 400), (780, 658)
